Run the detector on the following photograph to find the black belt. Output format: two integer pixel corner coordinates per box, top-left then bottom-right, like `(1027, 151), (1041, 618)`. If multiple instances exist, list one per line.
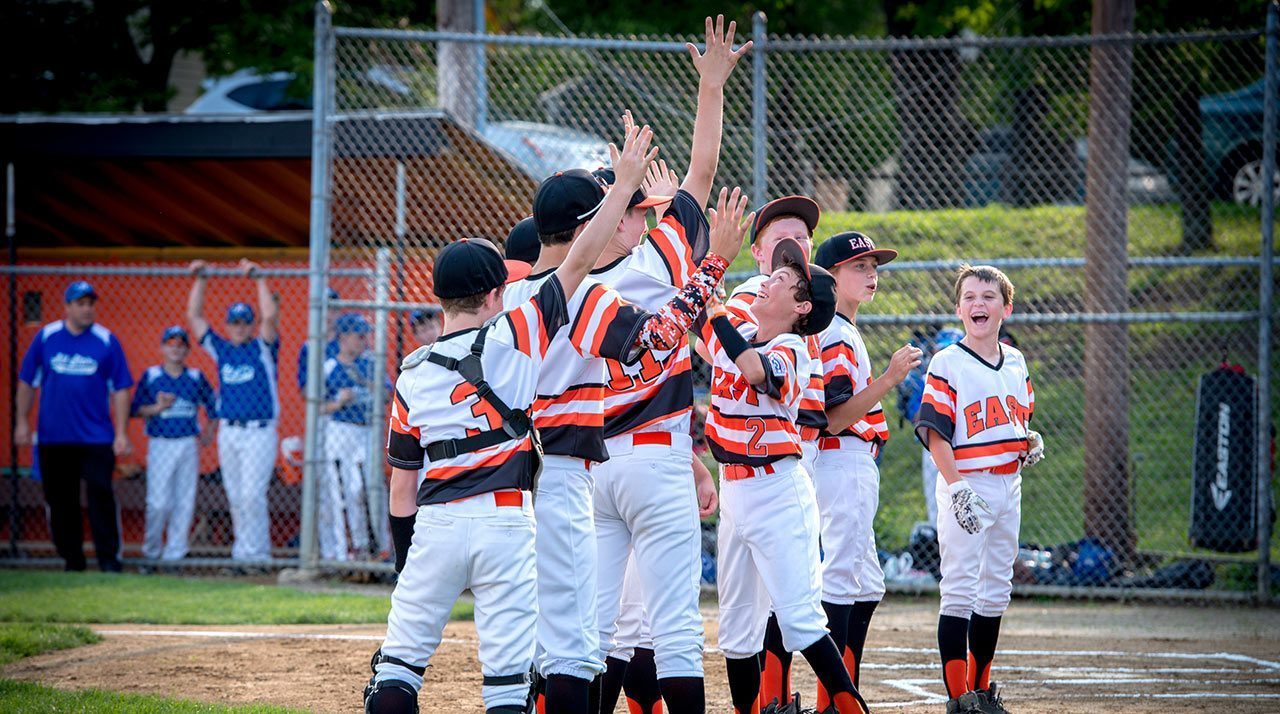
(224, 419), (271, 428)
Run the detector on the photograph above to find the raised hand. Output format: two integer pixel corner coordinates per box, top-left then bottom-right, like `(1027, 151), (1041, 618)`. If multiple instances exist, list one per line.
(189, 259), (208, 277)
(608, 122), (659, 193)
(686, 15), (752, 89)
(706, 186), (754, 262)
(643, 159), (680, 199)
(239, 259), (261, 279)
(884, 344), (924, 385)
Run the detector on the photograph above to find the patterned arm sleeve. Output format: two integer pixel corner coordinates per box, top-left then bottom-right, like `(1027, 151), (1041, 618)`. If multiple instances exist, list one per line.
(914, 359), (957, 448)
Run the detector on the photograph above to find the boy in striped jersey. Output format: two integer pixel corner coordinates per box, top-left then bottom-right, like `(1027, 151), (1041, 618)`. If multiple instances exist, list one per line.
(703, 238), (868, 714)
(811, 233), (923, 708)
(913, 265), (1043, 714)
(721, 195), (827, 710)
(365, 125), (657, 714)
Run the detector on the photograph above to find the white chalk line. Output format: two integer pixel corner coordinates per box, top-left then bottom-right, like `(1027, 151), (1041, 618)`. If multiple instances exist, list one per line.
(869, 646), (1280, 670)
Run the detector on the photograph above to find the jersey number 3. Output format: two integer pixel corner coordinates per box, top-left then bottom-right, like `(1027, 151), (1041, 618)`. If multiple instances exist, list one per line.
(450, 382), (503, 435)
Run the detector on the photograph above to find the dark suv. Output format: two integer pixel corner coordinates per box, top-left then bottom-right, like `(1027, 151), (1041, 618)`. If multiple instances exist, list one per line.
(1201, 79), (1279, 207)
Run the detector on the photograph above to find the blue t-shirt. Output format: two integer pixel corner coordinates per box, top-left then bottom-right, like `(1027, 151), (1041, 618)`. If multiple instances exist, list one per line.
(199, 329), (280, 421)
(323, 353), (389, 425)
(131, 365), (217, 439)
(296, 338), (340, 391)
(19, 321), (134, 445)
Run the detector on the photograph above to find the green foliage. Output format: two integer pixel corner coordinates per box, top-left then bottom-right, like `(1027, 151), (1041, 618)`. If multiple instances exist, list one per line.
(0, 623), (100, 666)
(0, 680), (305, 713)
(0, 571), (472, 624)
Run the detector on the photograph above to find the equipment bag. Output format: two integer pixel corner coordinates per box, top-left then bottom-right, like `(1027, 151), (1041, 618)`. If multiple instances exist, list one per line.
(1189, 365), (1259, 552)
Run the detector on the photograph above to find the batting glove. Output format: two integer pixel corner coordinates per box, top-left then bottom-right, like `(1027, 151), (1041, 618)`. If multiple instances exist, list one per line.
(948, 479), (995, 535)
(1025, 430), (1045, 467)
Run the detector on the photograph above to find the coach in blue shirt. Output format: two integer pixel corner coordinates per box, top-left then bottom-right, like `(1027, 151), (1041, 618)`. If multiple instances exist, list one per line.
(14, 281), (133, 572)
(188, 259), (281, 564)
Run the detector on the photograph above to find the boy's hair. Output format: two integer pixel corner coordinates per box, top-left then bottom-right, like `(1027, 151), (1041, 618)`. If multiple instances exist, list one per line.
(441, 290), (492, 315)
(538, 227), (576, 247)
(781, 263), (813, 336)
(953, 264), (1014, 306)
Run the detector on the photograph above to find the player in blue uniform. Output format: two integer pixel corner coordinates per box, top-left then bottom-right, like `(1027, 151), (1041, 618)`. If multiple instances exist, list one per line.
(320, 313), (390, 560)
(297, 287), (342, 392)
(15, 281), (134, 572)
(131, 326), (217, 565)
(188, 259), (281, 565)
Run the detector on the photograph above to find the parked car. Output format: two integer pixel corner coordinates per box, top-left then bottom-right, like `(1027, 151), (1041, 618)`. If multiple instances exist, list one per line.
(185, 70), (607, 180)
(1200, 79), (1279, 207)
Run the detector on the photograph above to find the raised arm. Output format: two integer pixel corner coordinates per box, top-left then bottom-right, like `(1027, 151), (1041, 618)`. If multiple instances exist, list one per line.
(187, 260), (211, 340)
(243, 259), (279, 344)
(555, 123), (658, 297)
(682, 15), (752, 208)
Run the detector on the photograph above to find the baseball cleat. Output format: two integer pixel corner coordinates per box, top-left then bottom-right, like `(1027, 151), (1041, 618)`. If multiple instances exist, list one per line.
(973, 681), (1011, 714)
(944, 691), (984, 714)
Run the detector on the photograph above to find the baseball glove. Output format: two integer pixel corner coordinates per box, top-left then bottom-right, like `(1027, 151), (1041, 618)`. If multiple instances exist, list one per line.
(1024, 430), (1045, 467)
(948, 480), (995, 535)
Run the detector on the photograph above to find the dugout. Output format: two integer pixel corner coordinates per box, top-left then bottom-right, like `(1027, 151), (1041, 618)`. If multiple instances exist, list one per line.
(0, 111), (535, 554)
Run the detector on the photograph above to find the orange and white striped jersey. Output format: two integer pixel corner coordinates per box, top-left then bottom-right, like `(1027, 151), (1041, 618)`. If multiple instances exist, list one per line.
(387, 276), (567, 505)
(914, 342), (1035, 474)
(701, 312), (812, 467)
(818, 312), (889, 447)
(727, 275), (828, 438)
(594, 190), (709, 439)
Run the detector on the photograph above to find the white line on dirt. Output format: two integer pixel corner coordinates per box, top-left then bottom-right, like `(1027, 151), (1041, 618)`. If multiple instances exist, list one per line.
(93, 628), (471, 647)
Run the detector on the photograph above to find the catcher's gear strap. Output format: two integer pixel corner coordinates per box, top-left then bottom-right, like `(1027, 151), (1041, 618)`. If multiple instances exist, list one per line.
(370, 648), (427, 677)
(423, 326), (534, 462)
(364, 677), (418, 714)
(482, 672), (532, 686)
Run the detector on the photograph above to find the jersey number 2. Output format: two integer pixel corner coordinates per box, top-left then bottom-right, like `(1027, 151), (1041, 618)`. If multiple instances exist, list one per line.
(745, 417), (768, 456)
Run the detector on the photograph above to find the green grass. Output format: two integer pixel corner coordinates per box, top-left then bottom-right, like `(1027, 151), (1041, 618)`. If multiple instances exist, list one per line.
(0, 623), (99, 666)
(0, 680), (306, 713)
(0, 571), (473, 624)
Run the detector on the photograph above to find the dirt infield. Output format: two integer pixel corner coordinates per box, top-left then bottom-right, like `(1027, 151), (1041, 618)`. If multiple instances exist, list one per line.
(5, 598), (1279, 712)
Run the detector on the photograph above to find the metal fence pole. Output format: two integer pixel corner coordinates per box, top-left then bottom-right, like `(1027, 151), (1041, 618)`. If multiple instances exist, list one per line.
(751, 12), (767, 208)
(475, 0), (488, 134)
(365, 249), (391, 561)
(6, 163), (17, 558)
(300, 0), (335, 572)
(1257, 0), (1277, 604)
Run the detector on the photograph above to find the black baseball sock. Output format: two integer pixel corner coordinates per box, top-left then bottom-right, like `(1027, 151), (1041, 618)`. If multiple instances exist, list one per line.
(545, 673), (590, 714)
(588, 673), (602, 714)
(817, 601), (854, 709)
(657, 676), (705, 714)
(623, 648), (662, 714)
(725, 655), (761, 714)
(967, 614), (1003, 692)
(798, 635), (867, 714)
(846, 600), (879, 688)
(938, 614), (970, 699)
(600, 656), (627, 714)
(760, 613), (792, 708)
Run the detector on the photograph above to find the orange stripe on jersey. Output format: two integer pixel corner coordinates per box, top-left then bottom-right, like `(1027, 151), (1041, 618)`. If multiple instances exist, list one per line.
(953, 439), (1028, 458)
(389, 391), (420, 438)
(533, 384), (606, 410)
(921, 391), (955, 420)
(570, 284), (610, 353)
(927, 373), (957, 397)
(650, 220), (691, 283)
(507, 309), (532, 356)
(424, 439), (532, 480)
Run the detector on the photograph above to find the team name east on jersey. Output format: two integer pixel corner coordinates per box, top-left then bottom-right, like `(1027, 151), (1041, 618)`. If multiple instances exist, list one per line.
(961, 395), (1032, 439)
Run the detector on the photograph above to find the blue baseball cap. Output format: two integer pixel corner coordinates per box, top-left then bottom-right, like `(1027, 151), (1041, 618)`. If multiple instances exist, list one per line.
(161, 325), (190, 344)
(64, 281), (98, 303)
(226, 302), (255, 324)
(936, 327), (964, 349)
(410, 306), (442, 325)
(335, 313), (371, 335)
(327, 287), (340, 300)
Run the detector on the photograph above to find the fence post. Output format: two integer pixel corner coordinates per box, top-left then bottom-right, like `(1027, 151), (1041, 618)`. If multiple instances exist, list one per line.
(301, 0), (335, 572)
(5, 163), (17, 559)
(366, 249), (391, 562)
(1257, 0), (1277, 604)
(475, 0), (488, 134)
(752, 12), (767, 208)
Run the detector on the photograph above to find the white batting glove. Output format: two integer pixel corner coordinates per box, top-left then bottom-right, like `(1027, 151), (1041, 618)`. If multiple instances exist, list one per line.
(1025, 430), (1045, 467)
(948, 479), (995, 535)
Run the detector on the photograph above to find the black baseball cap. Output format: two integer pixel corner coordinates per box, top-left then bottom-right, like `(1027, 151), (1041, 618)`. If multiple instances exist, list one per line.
(505, 216), (542, 265)
(771, 238), (836, 336)
(432, 238), (532, 300)
(750, 195), (820, 244)
(591, 168), (673, 209)
(814, 231), (898, 270)
(532, 169), (607, 235)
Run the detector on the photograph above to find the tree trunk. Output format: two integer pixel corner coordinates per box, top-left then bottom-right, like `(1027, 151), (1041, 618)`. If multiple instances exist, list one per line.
(1174, 73), (1213, 251)
(1083, 0), (1136, 563)
(437, 0), (481, 129)
(889, 46), (971, 209)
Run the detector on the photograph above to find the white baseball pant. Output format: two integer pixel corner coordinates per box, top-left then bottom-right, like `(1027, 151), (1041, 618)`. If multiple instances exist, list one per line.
(934, 471), (1022, 618)
(593, 433), (704, 679)
(217, 420), (277, 562)
(374, 491), (537, 710)
(716, 458), (828, 660)
(609, 556), (653, 662)
(320, 420), (375, 560)
(922, 448), (940, 528)
(800, 440), (818, 480)
(535, 455), (605, 680)
(142, 435), (198, 561)
(813, 447), (885, 603)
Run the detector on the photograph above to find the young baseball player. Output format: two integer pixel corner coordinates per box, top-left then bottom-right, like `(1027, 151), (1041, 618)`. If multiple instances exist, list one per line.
(702, 238), (867, 714)
(297, 286), (341, 392)
(363, 125), (656, 714)
(131, 326), (217, 564)
(319, 313), (389, 561)
(720, 195), (826, 710)
(913, 265), (1043, 714)
(187, 258), (280, 565)
(811, 233), (923, 706)
(587, 17), (750, 712)
(409, 308), (442, 347)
